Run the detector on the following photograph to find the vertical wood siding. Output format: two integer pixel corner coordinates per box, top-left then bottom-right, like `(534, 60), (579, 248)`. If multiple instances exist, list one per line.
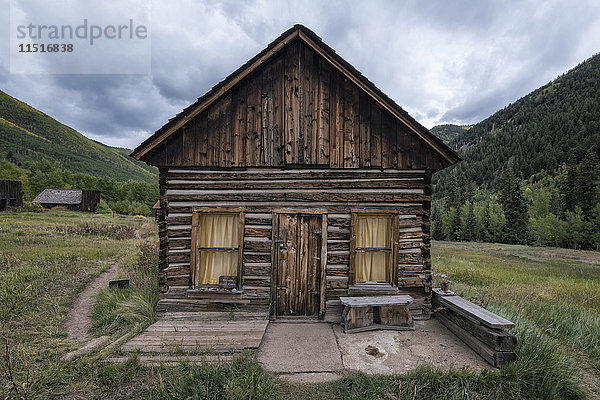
(144, 41), (446, 171)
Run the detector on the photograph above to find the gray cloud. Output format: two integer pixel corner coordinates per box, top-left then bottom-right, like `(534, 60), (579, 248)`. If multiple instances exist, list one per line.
(1, 0), (599, 149)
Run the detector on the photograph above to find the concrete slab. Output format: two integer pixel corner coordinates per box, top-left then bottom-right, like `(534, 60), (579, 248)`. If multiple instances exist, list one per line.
(334, 319), (493, 375)
(257, 322), (343, 373)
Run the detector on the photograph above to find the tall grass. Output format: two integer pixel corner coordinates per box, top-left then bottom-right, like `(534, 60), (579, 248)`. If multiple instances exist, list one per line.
(0, 210), (146, 399)
(92, 241), (159, 335)
(148, 352), (278, 400)
(433, 241), (600, 395)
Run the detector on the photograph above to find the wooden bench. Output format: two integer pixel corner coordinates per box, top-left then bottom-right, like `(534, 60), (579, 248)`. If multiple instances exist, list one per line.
(432, 289), (517, 368)
(339, 295), (414, 333)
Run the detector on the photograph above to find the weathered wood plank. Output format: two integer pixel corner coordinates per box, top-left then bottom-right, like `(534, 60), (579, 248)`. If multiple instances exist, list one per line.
(272, 56), (284, 166)
(317, 59), (331, 164)
(435, 307), (517, 352)
(340, 295), (413, 307)
(330, 72), (344, 168)
(370, 102), (382, 166)
(358, 91), (371, 167)
(437, 295), (516, 329)
(232, 85), (247, 167)
(343, 78), (359, 168)
(284, 42), (300, 164)
(220, 94), (233, 167)
(246, 69), (261, 165)
(299, 44), (313, 164)
(261, 61), (275, 166)
(435, 313), (516, 368)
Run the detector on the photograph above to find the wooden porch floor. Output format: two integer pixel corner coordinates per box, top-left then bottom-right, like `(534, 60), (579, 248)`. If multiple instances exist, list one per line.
(121, 312), (269, 353)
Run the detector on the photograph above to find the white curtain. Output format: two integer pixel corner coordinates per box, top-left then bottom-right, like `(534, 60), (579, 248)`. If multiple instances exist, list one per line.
(355, 215), (391, 282)
(197, 213), (239, 285)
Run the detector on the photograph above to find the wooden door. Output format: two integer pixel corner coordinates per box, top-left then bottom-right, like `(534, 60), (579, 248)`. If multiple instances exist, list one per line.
(274, 213), (323, 316)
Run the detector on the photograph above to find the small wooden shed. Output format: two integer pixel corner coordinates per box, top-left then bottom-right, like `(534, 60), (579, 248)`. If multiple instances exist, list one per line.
(33, 188), (101, 212)
(131, 25), (460, 320)
(0, 179), (23, 211)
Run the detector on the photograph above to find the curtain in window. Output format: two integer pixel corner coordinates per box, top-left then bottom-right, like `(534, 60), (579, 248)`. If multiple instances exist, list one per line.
(356, 215), (391, 282)
(198, 213), (239, 285)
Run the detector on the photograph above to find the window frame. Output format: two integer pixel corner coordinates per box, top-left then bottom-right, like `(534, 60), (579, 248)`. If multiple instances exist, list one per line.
(349, 209), (400, 286)
(190, 207), (245, 290)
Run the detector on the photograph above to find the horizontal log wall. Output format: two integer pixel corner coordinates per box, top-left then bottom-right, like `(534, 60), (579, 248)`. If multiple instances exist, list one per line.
(145, 40), (446, 171)
(158, 167), (432, 317)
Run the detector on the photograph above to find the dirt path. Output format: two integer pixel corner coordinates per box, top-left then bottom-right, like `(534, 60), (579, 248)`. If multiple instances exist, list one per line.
(64, 261), (118, 340)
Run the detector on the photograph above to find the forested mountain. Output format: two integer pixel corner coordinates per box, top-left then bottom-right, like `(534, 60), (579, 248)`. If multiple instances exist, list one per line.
(430, 53), (600, 250)
(433, 52), (600, 196)
(430, 124), (472, 145)
(0, 89), (157, 183)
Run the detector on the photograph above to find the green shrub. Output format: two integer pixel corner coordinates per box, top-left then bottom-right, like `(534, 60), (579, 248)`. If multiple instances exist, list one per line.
(95, 199), (112, 214)
(109, 199), (151, 216)
(15, 201), (44, 212)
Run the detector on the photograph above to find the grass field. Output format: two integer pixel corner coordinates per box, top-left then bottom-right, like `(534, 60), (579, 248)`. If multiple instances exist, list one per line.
(1, 210), (598, 399)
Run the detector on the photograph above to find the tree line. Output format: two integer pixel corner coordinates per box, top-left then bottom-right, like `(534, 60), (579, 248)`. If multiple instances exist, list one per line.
(0, 159), (158, 216)
(431, 149), (600, 250)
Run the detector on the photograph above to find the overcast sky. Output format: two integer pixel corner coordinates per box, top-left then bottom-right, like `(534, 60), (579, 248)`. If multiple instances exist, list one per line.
(1, 0), (599, 149)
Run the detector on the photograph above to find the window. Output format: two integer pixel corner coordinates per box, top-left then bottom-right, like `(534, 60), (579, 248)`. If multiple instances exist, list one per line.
(191, 208), (244, 288)
(350, 210), (399, 285)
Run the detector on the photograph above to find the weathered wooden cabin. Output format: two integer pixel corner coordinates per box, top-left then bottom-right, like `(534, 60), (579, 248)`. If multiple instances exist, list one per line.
(131, 25), (460, 321)
(0, 179), (23, 211)
(33, 188), (101, 212)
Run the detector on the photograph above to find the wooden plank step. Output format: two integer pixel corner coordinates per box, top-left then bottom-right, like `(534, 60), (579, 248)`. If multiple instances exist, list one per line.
(340, 295), (413, 307)
(121, 320), (268, 354)
(104, 355), (234, 365)
(146, 320), (268, 328)
(160, 311), (268, 321)
(121, 344), (257, 353)
(123, 338), (264, 347)
(436, 295), (515, 329)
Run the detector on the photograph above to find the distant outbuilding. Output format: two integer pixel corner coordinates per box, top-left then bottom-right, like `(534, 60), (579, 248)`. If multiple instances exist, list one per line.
(0, 179), (23, 211)
(33, 188), (101, 212)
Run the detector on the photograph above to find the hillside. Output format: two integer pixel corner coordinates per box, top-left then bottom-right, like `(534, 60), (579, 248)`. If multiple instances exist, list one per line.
(430, 124), (472, 145)
(433, 52), (600, 196)
(0, 89), (157, 183)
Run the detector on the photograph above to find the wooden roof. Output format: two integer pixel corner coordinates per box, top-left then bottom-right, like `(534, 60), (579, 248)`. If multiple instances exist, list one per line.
(131, 24), (460, 166)
(33, 188), (84, 205)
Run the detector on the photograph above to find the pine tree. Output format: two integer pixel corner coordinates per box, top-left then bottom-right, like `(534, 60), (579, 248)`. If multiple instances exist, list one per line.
(575, 149), (600, 220)
(463, 202), (478, 242)
(457, 171), (469, 205)
(480, 204), (491, 242)
(449, 206), (462, 241)
(560, 157), (579, 214)
(431, 204), (444, 240)
(447, 170), (462, 211)
(499, 166), (532, 245)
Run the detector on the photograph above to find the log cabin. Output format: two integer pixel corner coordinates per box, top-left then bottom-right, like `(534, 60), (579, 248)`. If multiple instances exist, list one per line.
(32, 188), (101, 212)
(131, 25), (460, 322)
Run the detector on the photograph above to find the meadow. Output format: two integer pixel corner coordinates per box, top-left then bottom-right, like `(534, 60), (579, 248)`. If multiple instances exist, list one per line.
(0, 210), (598, 399)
